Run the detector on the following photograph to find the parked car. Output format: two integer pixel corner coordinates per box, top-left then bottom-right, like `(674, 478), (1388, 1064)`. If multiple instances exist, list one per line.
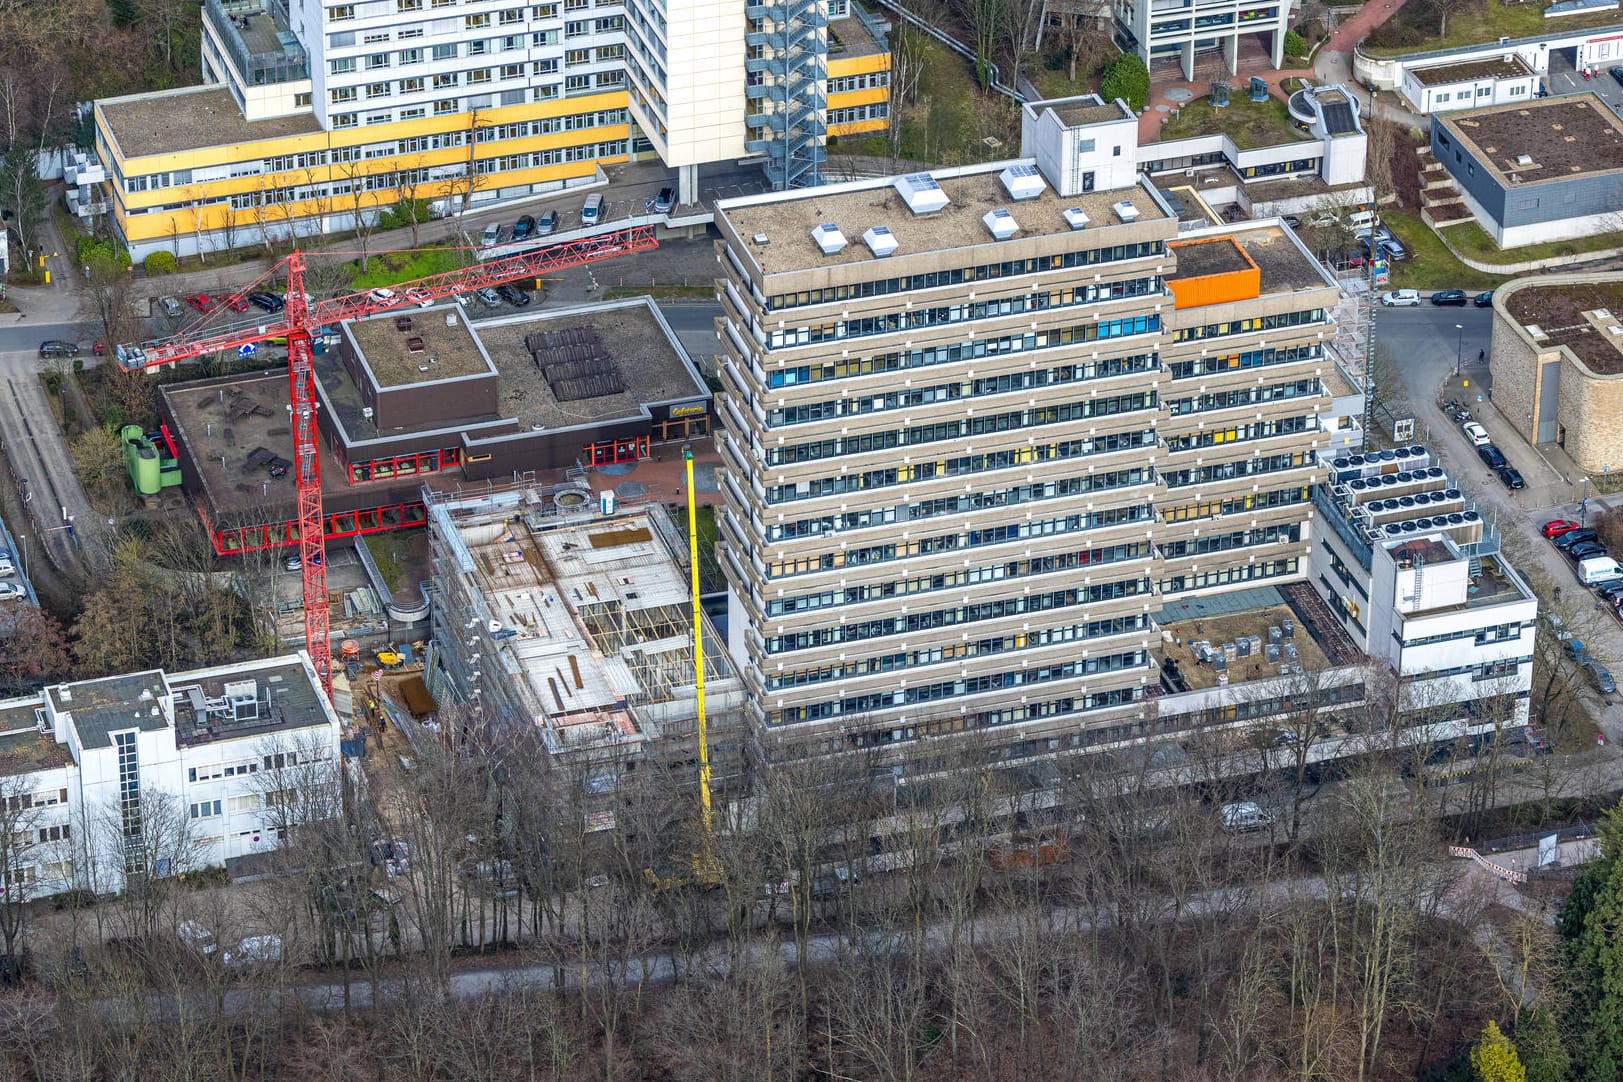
(1497, 465), (1526, 490)
(537, 209), (557, 235)
(1474, 290), (1495, 307)
(368, 287), (397, 303)
(1543, 518), (1582, 538)
(404, 288), (433, 308)
(1462, 421), (1490, 445)
(1555, 528), (1599, 551)
(1611, 66), (1623, 85)
(513, 214), (536, 239)
(475, 287), (502, 308)
(185, 294), (216, 313)
(92, 339), (106, 356)
(1431, 289), (1468, 306)
(495, 282), (531, 306)
(1596, 580), (1623, 603)
(247, 291), (284, 312)
(1380, 289), (1421, 307)
(226, 294), (251, 313)
(160, 296), (185, 317)
(1220, 802), (1274, 833)
(1590, 660), (1618, 694)
(283, 554), (302, 571)
(1477, 444), (1507, 469)
(37, 340), (79, 358)
(1374, 238), (1408, 262)
(1282, 214), (1301, 228)
(1568, 541), (1608, 561)
(654, 186), (675, 213)
(481, 223), (503, 246)
(0, 583), (25, 601)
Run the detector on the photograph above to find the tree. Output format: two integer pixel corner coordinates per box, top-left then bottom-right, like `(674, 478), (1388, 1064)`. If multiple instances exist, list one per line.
(0, 605), (71, 694)
(0, 143), (46, 273)
(1284, 28), (1307, 58)
(1470, 1020), (1526, 1082)
(956, 0), (1003, 88)
(1424, 0), (1481, 40)
(1099, 53), (1149, 112)
(1516, 1005), (1570, 1082)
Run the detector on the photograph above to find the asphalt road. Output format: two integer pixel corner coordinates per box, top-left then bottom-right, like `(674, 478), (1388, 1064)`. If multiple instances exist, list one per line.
(0, 347), (98, 574)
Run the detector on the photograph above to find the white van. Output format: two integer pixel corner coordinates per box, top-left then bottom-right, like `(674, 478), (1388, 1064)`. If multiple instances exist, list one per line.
(1220, 801), (1274, 833)
(581, 192), (604, 226)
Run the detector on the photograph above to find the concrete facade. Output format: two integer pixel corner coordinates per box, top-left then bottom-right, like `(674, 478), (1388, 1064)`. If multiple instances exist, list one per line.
(1489, 272), (1623, 472)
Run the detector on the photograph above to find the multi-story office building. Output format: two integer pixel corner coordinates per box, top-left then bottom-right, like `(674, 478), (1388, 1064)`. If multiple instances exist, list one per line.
(1112, 0), (1291, 79)
(1310, 448), (1537, 732)
(710, 110), (1340, 768)
(0, 653), (341, 899)
(90, 0), (889, 259)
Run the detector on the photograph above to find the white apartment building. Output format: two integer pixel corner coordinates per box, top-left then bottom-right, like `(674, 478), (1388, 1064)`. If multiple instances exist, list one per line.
(1113, 0), (1291, 79)
(1310, 448), (1537, 734)
(0, 654), (342, 900)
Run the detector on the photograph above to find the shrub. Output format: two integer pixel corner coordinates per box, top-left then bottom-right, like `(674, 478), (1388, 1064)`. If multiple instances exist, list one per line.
(1100, 54), (1150, 113)
(1284, 29), (1307, 58)
(143, 250), (177, 275)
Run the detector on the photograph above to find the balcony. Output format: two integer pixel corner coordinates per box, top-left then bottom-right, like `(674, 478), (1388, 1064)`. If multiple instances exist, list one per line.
(204, 0), (309, 86)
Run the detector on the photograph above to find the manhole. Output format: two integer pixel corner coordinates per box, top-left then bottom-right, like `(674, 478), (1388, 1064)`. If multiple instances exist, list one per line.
(1165, 87), (1195, 102)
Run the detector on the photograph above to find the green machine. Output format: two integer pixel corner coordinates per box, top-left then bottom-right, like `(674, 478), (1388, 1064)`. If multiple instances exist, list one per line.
(121, 425), (183, 497)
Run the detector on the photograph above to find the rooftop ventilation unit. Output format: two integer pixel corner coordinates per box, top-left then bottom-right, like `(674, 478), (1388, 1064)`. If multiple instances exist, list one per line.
(1000, 162), (1047, 201)
(1112, 200), (1140, 223)
(895, 173), (949, 215)
(1062, 206), (1090, 230)
(811, 223), (847, 255)
(863, 225), (899, 258)
(984, 208), (1019, 240)
(1515, 154), (1534, 167)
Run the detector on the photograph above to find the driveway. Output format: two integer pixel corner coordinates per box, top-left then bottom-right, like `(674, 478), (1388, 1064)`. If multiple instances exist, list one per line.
(0, 349), (99, 573)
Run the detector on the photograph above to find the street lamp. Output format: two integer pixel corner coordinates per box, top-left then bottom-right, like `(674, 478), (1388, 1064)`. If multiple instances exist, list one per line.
(1455, 323), (1464, 378)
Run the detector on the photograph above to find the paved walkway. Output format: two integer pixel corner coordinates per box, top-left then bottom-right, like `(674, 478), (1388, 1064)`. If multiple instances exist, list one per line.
(1138, 0), (1420, 145)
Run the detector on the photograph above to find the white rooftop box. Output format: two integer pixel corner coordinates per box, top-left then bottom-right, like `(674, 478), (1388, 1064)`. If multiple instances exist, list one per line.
(1062, 207), (1090, 230)
(863, 225), (899, 257)
(810, 223), (847, 255)
(1112, 200), (1140, 223)
(999, 162), (1047, 201)
(894, 172), (950, 215)
(983, 208), (1018, 240)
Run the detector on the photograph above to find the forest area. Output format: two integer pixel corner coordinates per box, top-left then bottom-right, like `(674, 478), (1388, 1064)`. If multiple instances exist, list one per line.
(0, 679), (1612, 1082)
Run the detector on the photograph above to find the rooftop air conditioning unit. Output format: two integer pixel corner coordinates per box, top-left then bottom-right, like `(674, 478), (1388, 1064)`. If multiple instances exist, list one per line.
(863, 225), (899, 257)
(999, 162), (1046, 201)
(1112, 200), (1140, 223)
(811, 223), (847, 254)
(895, 172), (949, 214)
(984, 208), (1019, 240)
(1063, 207), (1091, 230)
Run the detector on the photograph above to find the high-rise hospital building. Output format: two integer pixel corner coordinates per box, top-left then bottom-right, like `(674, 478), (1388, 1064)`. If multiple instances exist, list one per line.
(83, 0), (891, 260)
(712, 100), (1344, 769)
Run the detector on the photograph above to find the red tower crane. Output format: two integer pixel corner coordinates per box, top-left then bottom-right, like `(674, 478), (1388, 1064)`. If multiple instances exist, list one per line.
(116, 227), (658, 700)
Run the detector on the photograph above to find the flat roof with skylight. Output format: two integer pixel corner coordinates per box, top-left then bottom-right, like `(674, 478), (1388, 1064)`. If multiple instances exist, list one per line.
(717, 161), (1171, 276)
(345, 306), (495, 389)
(1437, 94), (1623, 185)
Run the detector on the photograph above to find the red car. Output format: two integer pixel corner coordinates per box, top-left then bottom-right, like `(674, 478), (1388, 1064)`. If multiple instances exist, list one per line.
(185, 294), (216, 313)
(1542, 519), (1582, 538)
(226, 294), (250, 313)
(92, 339), (106, 356)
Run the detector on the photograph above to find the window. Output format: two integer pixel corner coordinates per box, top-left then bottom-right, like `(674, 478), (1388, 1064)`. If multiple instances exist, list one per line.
(398, 0), (422, 9)
(364, 31), (391, 42)
(465, 11), (490, 27)
(501, 63), (523, 79)
(468, 68), (491, 83)
(565, 73), (591, 92)
(190, 800), (222, 820)
(329, 3), (355, 18)
(38, 860), (72, 882)
(295, 91), (312, 107)
(400, 76), (424, 92)
(331, 57), (356, 75)
(367, 52), (390, 69)
(228, 795), (259, 815)
(263, 752), (300, 771)
(399, 47), (423, 64)
(500, 6), (524, 21)
(401, 106), (426, 119)
(566, 17), (590, 36)
(434, 99), (458, 115)
(566, 47), (590, 65)
(367, 82), (391, 98)
(432, 42), (458, 60)
(434, 72), (459, 90)
(331, 86), (358, 103)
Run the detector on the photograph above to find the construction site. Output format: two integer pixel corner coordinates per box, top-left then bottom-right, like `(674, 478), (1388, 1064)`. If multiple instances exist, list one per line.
(418, 478), (747, 799)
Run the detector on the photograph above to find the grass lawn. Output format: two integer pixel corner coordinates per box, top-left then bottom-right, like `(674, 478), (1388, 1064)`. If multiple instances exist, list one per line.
(349, 248), (464, 290)
(1363, 1), (1623, 56)
(1380, 210), (1508, 291)
(1155, 95), (1310, 150)
(831, 36), (1020, 166)
(363, 529), (420, 593)
(1445, 219), (1623, 265)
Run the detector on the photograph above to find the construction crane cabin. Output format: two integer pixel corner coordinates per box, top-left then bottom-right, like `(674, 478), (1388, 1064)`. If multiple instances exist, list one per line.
(116, 228), (658, 700)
